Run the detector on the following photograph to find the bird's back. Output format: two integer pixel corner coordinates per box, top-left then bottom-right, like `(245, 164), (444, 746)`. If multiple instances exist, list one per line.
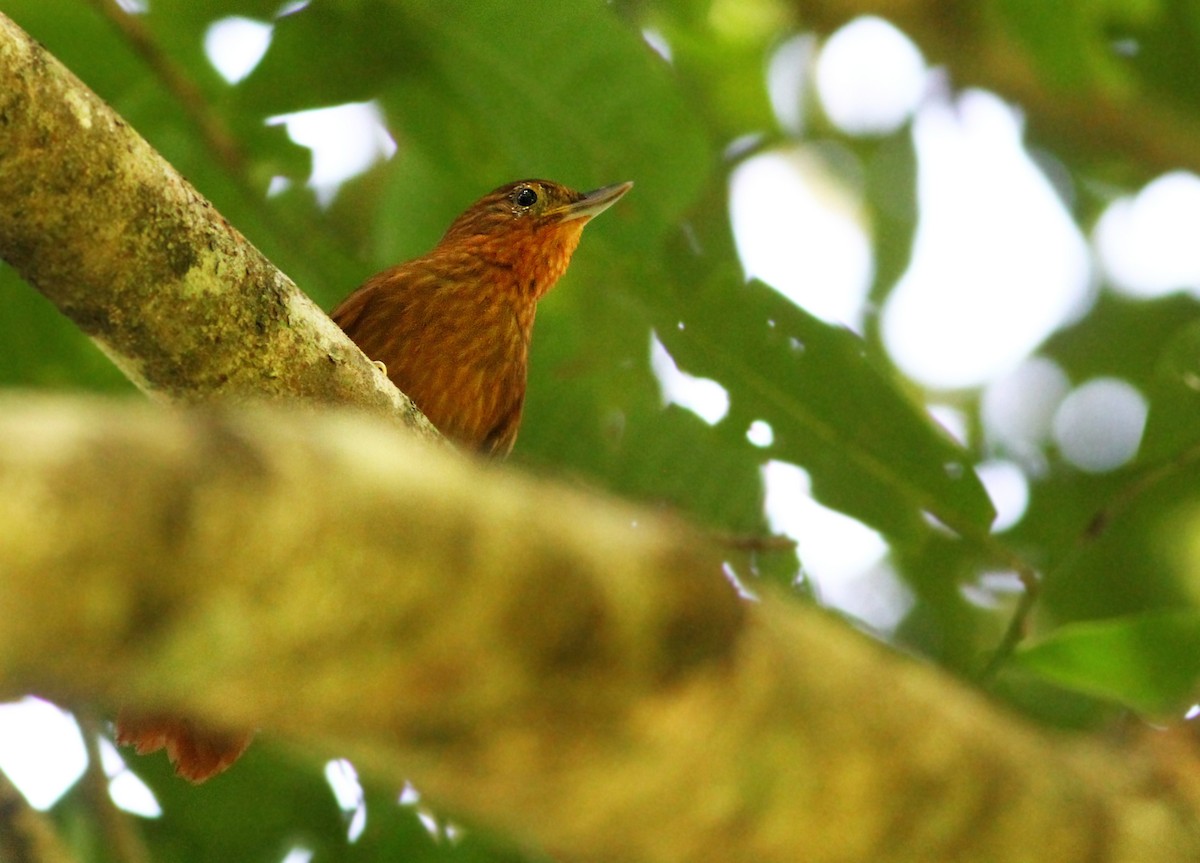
(332, 252), (531, 456)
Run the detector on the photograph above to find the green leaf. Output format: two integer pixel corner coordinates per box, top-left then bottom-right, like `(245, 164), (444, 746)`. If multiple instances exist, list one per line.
(240, 0), (415, 108)
(130, 744), (347, 863)
(653, 269), (996, 542)
(1140, 316), (1200, 463)
(243, 0), (712, 258)
(0, 266), (132, 392)
(994, 0), (1131, 94)
(519, 250), (776, 537)
(1014, 610), (1200, 715)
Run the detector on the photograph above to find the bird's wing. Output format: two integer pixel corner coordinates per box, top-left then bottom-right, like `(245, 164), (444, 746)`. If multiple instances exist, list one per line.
(480, 374), (525, 457)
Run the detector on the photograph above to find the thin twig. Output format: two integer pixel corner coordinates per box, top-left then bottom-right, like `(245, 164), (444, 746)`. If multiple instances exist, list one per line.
(713, 531), (798, 554)
(1083, 440), (1200, 541)
(76, 713), (152, 863)
(85, 0), (246, 176)
(978, 440), (1200, 679)
(978, 576), (1040, 681)
(961, 526), (1041, 681)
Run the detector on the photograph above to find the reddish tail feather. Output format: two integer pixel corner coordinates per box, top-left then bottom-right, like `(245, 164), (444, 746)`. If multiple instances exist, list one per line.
(115, 711), (254, 783)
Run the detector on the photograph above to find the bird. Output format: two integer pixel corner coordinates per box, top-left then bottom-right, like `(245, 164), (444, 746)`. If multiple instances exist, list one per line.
(116, 178), (631, 782)
(332, 178), (633, 455)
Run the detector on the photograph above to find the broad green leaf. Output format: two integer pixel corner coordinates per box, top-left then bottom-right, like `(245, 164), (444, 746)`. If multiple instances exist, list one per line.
(0, 266), (132, 391)
(130, 744), (347, 863)
(519, 246), (778, 539)
(995, 0), (1131, 94)
(1140, 316), (1200, 463)
(242, 0), (712, 258)
(651, 261), (996, 542)
(620, 0), (783, 139)
(240, 1), (415, 108)
(1015, 610), (1200, 715)
(862, 133), (918, 313)
(1123, 0), (1200, 114)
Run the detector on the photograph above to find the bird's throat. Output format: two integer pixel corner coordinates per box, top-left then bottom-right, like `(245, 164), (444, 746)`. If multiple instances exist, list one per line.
(508, 220), (587, 302)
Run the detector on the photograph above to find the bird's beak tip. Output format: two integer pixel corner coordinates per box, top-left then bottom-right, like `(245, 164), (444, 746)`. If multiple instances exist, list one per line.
(560, 180), (634, 222)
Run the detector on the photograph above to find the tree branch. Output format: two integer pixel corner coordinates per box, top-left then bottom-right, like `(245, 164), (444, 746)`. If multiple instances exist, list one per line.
(0, 11), (438, 444)
(0, 397), (1196, 863)
(76, 712), (152, 863)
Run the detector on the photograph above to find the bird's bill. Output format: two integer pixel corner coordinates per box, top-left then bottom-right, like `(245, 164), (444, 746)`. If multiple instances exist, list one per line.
(556, 181), (634, 222)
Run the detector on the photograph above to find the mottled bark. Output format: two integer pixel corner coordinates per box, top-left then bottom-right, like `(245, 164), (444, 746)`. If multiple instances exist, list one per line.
(0, 12), (438, 442)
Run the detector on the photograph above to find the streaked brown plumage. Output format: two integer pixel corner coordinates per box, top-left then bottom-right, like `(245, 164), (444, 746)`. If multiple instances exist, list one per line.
(115, 178), (630, 783)
(115, 711), (253, 783)
(333, 178), (632, 455)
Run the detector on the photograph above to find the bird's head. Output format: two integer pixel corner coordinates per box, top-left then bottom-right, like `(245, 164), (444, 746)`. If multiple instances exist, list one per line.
(436, 179), (632, 298)
(439, 179), (633, 245)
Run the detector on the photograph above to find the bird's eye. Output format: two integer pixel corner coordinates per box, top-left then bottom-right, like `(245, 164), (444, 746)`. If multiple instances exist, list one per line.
(515, 187), (538, 208)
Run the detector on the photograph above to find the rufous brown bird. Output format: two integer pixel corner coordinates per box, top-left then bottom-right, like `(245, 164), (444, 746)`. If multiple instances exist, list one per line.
(333, 178), (632, 455)
(116, 178), (631, 782)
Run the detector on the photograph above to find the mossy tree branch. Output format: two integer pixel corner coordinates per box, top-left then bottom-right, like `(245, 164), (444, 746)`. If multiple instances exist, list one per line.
(0, 12), (437, 442)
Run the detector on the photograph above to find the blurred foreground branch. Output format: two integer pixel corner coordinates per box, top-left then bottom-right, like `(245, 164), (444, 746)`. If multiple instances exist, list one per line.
(0, 397), (1196, 863)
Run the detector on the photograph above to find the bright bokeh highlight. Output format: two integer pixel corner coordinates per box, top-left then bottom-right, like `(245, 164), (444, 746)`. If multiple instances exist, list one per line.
(815, 16), (926, 135)
(269, 103), (397, 206)
(981, 357), (1071, 461)
(205, 17), (272, 84)
(649, 331), (730, 425)
(882, 89), (1093, 389)
(763, 461), (910, 630)
(927, 403), (968, 445)
(100, 737), (162, 817)
(746, 419), (774, 447)
(767, 34), (814, 133)
(976, 459), (1030, 531)
(1094, 171), (1200, 298)
(1052, 377), (1148, 473)
(325, 758), (367, 841)
(0, 698), (86, 809)
(729, 148), (873, 327)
